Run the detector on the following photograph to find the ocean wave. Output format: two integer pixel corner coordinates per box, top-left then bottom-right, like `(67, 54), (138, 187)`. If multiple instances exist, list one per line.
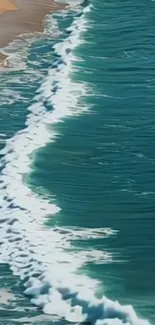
(0, 1), (151, 325)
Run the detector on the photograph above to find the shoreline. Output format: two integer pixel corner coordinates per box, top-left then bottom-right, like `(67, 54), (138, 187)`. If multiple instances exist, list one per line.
(0, 0), (67, 67)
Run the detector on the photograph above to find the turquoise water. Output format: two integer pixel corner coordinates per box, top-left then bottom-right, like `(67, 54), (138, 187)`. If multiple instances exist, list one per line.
(0, 0), (155, 324)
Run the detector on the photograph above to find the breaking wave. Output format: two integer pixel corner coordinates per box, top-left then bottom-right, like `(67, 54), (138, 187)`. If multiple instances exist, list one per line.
(0, 1), (151, 325)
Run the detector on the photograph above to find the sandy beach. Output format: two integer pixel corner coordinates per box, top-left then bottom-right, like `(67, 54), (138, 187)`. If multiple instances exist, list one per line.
(0, 0), (17, 14)
(0, 0), (66, 66)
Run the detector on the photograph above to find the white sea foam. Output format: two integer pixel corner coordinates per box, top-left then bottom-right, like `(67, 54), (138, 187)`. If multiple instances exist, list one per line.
(0, 34), (38, 71)
(0, 2), (151, 325)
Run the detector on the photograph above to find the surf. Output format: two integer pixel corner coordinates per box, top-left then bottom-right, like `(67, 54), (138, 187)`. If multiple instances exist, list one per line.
(0, 1), (151, 324)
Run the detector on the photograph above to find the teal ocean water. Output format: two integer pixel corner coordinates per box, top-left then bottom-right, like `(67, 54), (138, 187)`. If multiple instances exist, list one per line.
(0, 0), (155, 324)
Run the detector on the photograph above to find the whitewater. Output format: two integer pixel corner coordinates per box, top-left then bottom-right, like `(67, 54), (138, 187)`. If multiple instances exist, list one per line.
(0, 1), (151, 324)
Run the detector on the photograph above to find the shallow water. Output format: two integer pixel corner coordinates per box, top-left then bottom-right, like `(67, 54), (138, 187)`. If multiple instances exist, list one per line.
(0, 0), (155, 324)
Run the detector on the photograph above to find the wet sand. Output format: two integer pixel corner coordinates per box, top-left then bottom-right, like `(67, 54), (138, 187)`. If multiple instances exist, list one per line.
(0, 0), (67, 67)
